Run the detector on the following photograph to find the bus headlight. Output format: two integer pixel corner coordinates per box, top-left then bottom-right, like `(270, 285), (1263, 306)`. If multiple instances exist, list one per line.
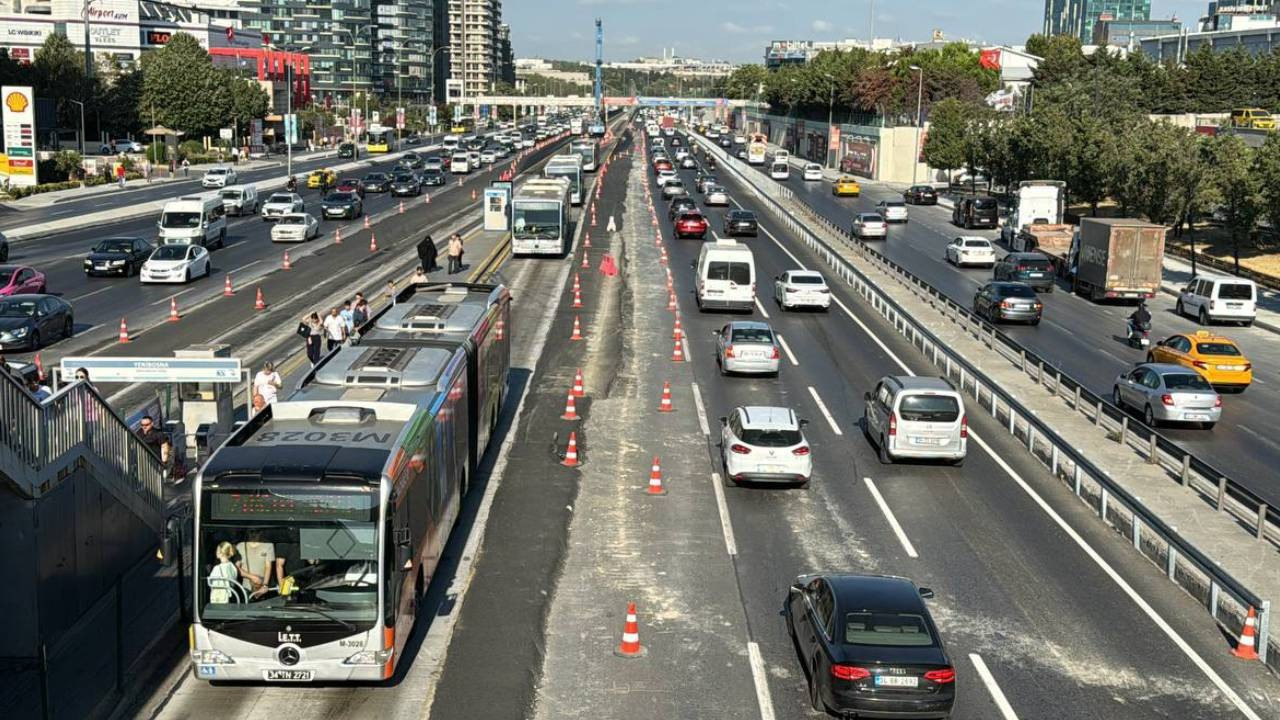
(343, 649), (394, 665)
(191, 649), (235, 665)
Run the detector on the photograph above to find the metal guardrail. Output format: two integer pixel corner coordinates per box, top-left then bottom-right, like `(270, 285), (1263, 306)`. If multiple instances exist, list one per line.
(0, 369), (166, 533)
(694, 134), (1275, 668)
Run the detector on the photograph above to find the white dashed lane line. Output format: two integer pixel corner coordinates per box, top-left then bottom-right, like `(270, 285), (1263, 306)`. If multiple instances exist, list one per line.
(806, 385), (844, 436)
(863, 477), (919, 559)
(775, 333), (799, 366)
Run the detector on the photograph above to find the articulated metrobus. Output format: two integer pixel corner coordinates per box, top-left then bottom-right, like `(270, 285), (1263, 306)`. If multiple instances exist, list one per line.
(569, 137), (598, 172)
(190, 282), (510, 683)
(747, 133), (768, 165)
(543, 154), (583, 206)
(366, 127), (394, 154)
(511, 177), (572, 256)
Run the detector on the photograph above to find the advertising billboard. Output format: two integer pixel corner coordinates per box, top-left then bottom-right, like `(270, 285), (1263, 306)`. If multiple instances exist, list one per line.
(2, 86), (38, 188)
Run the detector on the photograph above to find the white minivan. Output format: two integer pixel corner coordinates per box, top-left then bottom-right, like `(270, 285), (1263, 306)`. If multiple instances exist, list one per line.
(450, 151), (471, 174)
(158, 195), (226, 249)
(769, 161), (790, 180)
(696, 238), (756, 312)
(442, 134), (461, 152)
(864, 375), (967, 466)
(1176, 275), (1258, 326)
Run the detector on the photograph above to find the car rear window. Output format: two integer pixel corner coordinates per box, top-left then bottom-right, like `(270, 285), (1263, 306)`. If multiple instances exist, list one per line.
(731, 327), (774, 343)
(708, 261), (751, 285)
(1015, 256), (1052, 269)
(861, 214), (884, 223)
(996, 284), (1038, 298)
(964, 239), (990, 248)
(677, 213), (704, 223)
(844, 613), (936, 647)
(1217, 283), (1254, 300)
(1163, 373), (1213, 390)
(739, 428), (801, 447)
(898, 394), (960, 422)
(790, 275), (824, 284)
(1195, 342), (1241, 356)
(973, 198), (998, 209)
(884, 201), (906, 208)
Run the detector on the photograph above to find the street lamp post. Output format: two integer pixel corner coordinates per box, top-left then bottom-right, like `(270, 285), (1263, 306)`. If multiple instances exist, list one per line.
(910, 64), (923, 184)
(823, 73), (836, 168)
(69, 99), (86, 156)
(335, 24), (374, 143)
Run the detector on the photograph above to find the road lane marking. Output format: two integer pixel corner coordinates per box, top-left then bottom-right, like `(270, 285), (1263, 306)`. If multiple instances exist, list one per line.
(149, 285), (202, 305)
(775, 333), (798, 366)
(747, 641), (778, 720)
(68, 285), (115, 302)
(691, 381), (710, 435)
(863, 477), (918, 558)
(807, 385), (843, 436)
(710, 473), (738, 556)
(680, 335), (693, 363)
(754, 296), (770, 318)
(225, 259), (263, 277)
(969, 653), (1019, 720)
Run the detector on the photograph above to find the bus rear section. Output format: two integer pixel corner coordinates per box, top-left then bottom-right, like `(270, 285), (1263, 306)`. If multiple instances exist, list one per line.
(747, 133), (768, 165)
(510, 178), (572, 256)
(543, 154), (583, 206)
(366, 127), (393, 153)
(192, 282), (511, 684)
(570, 138), (598, 172)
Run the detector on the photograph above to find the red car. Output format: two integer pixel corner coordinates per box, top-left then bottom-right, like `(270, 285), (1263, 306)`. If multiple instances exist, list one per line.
(0, 265), (46, 296)
(674, 212), (708, 239)
(653, 158), (673, 172)
(336, 178), (365, 198)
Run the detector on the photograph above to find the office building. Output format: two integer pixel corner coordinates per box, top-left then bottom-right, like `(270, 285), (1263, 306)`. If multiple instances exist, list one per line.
(238, 0), (376, 109)
(1199, 1), (1280, 31)
(496, 22), (514, 85)
(1093, 17), (1182, 46)
(1043, 0), (1152, 43)
(374, 0), (433, 106)
(445, 0), (503, 100)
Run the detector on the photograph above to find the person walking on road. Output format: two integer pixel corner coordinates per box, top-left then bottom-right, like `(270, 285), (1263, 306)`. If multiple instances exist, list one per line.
(115, 163), (126, 189)
(322, 307), (346, 352)
(447, 233), (464, 275)
(339, 301), (355, 337)
(253, 361), (283, 405)
(420, 233), (441, 272)
(181, 158), (190, 178)
(300, 312), (323, 366)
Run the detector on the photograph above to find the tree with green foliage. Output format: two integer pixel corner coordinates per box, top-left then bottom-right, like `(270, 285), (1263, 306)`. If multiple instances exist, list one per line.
(139, 32), (232, 136)
(1252, 133), (1280, 239)
(1207, 134), (1262, 271)
(921, 98), (969, 177)
(720, 64), (768, 100)
(1025, 34), (1087, 86)
(32, 33), (93, 131)
(225, 71), (269, 137)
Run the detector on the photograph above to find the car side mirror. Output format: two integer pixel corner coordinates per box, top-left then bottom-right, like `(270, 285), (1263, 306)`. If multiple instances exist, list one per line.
(918, 587), (935, 599)
(789, 583), (804, 595)
(718, 416), (727, 425)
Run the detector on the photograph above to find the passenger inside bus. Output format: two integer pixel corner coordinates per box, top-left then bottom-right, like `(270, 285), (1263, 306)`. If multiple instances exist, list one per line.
(236, 529), (279, 597)
(208, 541), (242, 604)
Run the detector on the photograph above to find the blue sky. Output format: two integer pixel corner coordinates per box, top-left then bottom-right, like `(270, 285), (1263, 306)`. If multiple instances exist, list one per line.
(504, 0), (1209, 63)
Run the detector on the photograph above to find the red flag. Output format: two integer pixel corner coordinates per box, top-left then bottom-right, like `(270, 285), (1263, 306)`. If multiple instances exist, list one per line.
(33, 353), (45, 381)
(979, 48), (1001, 70)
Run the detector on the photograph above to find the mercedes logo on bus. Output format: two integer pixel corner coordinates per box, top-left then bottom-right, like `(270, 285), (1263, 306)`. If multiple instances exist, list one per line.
(277, 645), (301, 666)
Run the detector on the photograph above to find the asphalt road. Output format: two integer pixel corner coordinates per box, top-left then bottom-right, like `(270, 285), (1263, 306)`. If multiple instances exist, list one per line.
(624, 130), (1280, 719)
(740, 156), (1280, 509)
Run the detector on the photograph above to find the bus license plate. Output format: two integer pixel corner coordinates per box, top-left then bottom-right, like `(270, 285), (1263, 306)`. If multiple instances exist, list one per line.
(264, 669), (313, 682)
(875, 675), (918, 688)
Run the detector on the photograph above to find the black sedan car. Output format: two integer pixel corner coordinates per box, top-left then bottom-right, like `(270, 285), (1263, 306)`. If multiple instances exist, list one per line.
(321, 191), (363, 220)
(973, 281), (1043, 325)
(391, 173), (422, 197)
(903, 185), (939, 205)
(722, 209), (759, 237)
(83, 236), (153, 277)
(0, 294), (74, 350)
(360, 172), (391, 193)
(420, 168), (447, 186)
(785, 574), (955, 719)
(668, 197), (698, 220)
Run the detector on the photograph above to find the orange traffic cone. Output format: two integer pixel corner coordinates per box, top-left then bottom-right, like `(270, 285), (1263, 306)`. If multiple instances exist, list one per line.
(561, 432), (580, 467)
(223, 274), (235, 296)
(570, 316), (584, 341)
(561, 391), (580, 421)
(659, 247), (668, 266)
(117, 317), (130, 343)
(583, 232), (591, 249)
(369, 233), (378, 253)
(572, 368), (585, 397)
(647, 457), (667, 495)
(364, 215), (371, 229)
(168, 297), (180, 322)
(573, 287), (583, 308)
(667, 292), (677, 311)
(254, 287), (267, 311)
(282, 249), (292, 270)
(658, 381), (674, 412)
(334, 227), (343, 244)
(572, 273), (581, 293)
(615, 602), (645, 658)
(495, 318), (505, 341)
(1233, 607), (1261, 660)
(671, 337), (685, 362)
(471, 189), (477, 201)
(399, 200), (405, 214)
(591, 210), (597, 227)
(673, 317), (683, 341)
(581, 250), (590, 269)
(424, 192), (431, 204)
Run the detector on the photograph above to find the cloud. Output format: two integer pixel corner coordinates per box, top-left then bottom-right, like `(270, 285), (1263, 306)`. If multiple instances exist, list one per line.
(812, 19), (833, 33)
(721, 21), (774, 34)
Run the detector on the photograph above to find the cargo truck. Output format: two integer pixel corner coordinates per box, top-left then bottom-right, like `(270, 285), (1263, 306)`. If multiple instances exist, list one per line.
(1069, 218), (1166, 302)
(1001, 180), (1070, 245)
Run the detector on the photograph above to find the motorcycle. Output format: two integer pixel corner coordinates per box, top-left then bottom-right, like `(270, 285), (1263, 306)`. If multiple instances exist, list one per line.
(707, 159), (717, 171)
(286, 176), (298, 193)
(1126, 319), (1151, 349)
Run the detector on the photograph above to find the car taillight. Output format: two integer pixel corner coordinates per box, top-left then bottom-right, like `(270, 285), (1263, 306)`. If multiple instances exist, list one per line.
(1161, 394), (1175, 406)
(771, 346), (780, 359)
(960, 415), (968, 438)
(831, 665), (871, 681)
(1017, 265), (1029, 271)
(1191, 360), (1207, 369)
(924, 668), (956, 684)
(724, 344), (735, 358)
(888, 412), (897, 436)
(1215, 395), (1223, 407)
(792, 445), (810, 456)
(730, 443), (752, 454)
(785, 286), (798, 292)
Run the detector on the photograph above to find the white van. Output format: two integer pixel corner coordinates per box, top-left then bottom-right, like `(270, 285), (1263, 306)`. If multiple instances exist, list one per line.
(863, 376), (967, 466)
(450, 152), (471, 174)
(442, 134), (461, 152)
(773, 150), (790, 164)
(158, 195), (226, 249)
(218, 184), (259, 216)
(1177, 275), (1258, 326)
(696, 238), (756, 312)
(769, 161), (790, 180)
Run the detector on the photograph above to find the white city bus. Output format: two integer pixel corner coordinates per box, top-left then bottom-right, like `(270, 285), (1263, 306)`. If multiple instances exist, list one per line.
(190, 283), (510, 683)
(511, 177), (571, 256)
(543, 154), (583, 206)
(747, 133), (768, 165)
(570, 137), (598, 172)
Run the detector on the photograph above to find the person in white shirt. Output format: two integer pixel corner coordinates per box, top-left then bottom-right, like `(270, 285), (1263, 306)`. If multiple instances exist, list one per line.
(253, 361), (283, 405)
(209, 541), (242, 604)
(322, 307), (346, 351)
(236, 532), (279, 598)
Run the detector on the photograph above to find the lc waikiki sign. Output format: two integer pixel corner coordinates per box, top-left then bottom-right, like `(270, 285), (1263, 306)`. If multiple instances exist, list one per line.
(1, 86), (38, 188)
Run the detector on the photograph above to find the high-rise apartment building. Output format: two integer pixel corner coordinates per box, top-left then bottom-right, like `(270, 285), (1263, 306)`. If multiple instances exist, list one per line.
(1043, 0), (1152, 43)
(239, 0), (377, 107)
(446, 0), (503, 100)
(496, 23), (515, 85)
(374, 0), (433, 105)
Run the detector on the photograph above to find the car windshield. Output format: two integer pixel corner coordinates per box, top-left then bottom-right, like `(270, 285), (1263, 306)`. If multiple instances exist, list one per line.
(278, 216), (306, 225)
(996, 284), (1038, 298)
(1218, 283), (1254, 300)
(0, 299), (37, 317)
(790, 275), (824, 285)
(731, 212), (755, 221)
(95, 240), (135, 253)
(899, 394), (960, 422)
(325, 193), (355, 203)
(861, 214), (884, 223)
(1163, 373), (1213, 390)
(730, 327), (774, 343)
(150, 245), (190, 261)
(394, 175), (414, 183)
(268, 194), (294, 204)
(844, 612), (936, 647)
(739, 428), (801, 447)
(161, 211), (201, 229)
(207, 168), (227, 175)
(1195, 342), (1241, 356)
(219, 189), (241, 200)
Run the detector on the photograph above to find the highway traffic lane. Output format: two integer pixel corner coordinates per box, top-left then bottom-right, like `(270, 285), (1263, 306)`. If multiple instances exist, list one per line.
(659, 152), (1280, 718)
(762, 157), (1280, 508)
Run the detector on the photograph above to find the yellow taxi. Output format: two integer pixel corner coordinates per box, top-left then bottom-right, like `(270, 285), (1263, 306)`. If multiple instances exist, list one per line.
(832, 176), (861, 197)
(307, 168), (336, 188)
(1148, 330), (1252, 392)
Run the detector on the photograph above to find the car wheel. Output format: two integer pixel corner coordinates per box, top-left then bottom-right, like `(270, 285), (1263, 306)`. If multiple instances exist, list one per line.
(29, 330), (40, 351)
(1031, 316), (1041, 326)
(63, 318), (73, 339)
(1112, 386), (1124, 408)
(1175, 299), (1184, 317)
(1144, 405), (1158, 428)
(877, 434), (893, 465)
(1242, 320), (1254, 328)
(1045, 284), (1055, 294)
(808, 665), (825, 712)
(1199, 307), (1209, 325)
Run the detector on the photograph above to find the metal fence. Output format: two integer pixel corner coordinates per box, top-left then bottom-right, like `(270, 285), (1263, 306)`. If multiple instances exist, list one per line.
(695, 134), (1276, 669)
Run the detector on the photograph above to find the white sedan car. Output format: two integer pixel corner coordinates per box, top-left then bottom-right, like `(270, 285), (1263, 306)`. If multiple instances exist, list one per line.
(852, 213), (888, 239)
(271, 213), (320, 242)
(876, 200), (909, 223)
(656, 169), (679, 186)
(479, 150), (496, 164)
(140, 243), (211, 284)
(201, 166), (238, 188)
(704, 185), (730, 206)
(774, 270), (831, 310)
(802, 163), (824, 181)
(945, 236), (997, 267)
(720, 406), (812, 487)
(261, 192), (305, 221)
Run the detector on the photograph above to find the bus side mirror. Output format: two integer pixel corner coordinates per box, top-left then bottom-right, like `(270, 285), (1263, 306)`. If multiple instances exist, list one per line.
(159, 515), (183, 568)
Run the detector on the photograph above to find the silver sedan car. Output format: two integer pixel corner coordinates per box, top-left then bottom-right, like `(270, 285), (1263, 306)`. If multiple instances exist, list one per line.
(1112, 362), (1221, 429)
(705, 185), (730, 206)
(714, 321), (780, 376)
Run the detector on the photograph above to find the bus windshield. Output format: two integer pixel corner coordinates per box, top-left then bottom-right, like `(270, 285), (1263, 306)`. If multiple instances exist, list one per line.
(198, 485), (380, 628)
(513, 202), (562, 239)
(545, 168), (579, 194)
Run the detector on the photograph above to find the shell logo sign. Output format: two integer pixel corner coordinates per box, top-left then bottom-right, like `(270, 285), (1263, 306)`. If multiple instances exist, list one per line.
(4, 90), (29, 114)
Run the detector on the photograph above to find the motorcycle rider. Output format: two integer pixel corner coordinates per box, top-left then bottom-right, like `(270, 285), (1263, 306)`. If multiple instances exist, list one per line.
(286, 175), (298, 193)
(1128, 301), (1152, 341)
